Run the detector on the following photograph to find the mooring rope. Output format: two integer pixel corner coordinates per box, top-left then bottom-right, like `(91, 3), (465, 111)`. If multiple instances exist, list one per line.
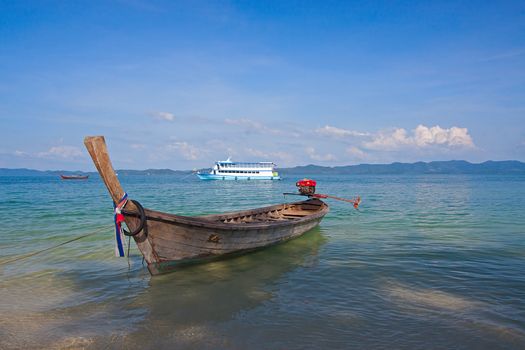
(0, 225), (113, 266)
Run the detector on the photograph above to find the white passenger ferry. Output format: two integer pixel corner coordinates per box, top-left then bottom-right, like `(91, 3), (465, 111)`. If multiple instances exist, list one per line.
(197, 158), (281, 180)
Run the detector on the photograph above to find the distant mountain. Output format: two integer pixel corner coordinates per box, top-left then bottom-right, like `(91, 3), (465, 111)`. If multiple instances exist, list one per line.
(2, 160), (525, 177)
(114, 169), (191, 176)
(279, 160), (525, 175)
(0, 168), (93, 176)
(0, 168), (191, 176)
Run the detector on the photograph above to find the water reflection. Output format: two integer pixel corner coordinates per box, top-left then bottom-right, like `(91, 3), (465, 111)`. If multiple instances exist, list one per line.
(96, 228), (326, 349)
(0, 228), (326, 349)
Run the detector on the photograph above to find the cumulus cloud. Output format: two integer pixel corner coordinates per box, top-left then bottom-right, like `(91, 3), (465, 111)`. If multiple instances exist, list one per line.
(316, 125), (369, 138)
(166, 141), (200, 160)
(154, 112), (175, 121)
(364, 128), (411, 150)
(364, 125), (474, 150)
(305, 147), (337, 161)
(38, 146), (83, 159)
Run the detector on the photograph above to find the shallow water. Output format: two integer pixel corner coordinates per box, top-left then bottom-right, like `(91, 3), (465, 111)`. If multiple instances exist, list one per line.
(1, 174), (524, 349)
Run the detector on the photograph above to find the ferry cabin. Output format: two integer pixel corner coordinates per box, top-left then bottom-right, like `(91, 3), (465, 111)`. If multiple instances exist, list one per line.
(197, 160), (281, 180)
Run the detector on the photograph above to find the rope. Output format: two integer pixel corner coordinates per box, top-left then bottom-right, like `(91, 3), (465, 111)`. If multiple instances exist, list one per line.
(0, 225), (112, 266)
(120, 199), (147, 236)
(127, 235), (131, 269)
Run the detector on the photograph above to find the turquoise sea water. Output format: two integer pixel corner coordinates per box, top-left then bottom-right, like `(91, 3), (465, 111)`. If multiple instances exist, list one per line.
(1, 174), (524, 349)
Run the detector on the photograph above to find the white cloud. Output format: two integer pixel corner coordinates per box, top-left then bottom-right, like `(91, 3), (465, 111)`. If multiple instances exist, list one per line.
(316, 125), (369, 138)
(346, 146), (367, 159)
(246, 148), (294, 162)
(166, 141), (201, 160)
(13, 150), (29, 157)
(364, 125), (474, 150)
(305, 147), (337, 161)
(38, 146), (84, 159)
(154, 112), (175, 121)
(364, 128), (411, 150)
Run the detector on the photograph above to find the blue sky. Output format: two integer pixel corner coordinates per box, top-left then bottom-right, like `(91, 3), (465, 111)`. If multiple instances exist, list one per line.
(1, 0), (524, 170)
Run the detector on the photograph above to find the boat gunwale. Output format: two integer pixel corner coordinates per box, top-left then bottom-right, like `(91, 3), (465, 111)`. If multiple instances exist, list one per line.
(134, 199), (329, 231)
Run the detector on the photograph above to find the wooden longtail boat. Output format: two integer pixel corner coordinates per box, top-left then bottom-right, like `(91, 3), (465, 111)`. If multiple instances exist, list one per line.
(60, 174), (89, 180)
(84, 136), (329, 275)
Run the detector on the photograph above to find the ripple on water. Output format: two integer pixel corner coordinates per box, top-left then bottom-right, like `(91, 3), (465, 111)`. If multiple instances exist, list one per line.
(0, 174), (524, 349)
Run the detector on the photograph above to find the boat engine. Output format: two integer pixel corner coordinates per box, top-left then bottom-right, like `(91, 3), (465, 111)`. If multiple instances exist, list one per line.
(285, 179), (361, 209)
(296, 178), (316, 195)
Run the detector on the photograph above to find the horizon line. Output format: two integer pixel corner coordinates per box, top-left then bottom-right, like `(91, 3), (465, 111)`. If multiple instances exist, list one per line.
(1, 159), (524, 173)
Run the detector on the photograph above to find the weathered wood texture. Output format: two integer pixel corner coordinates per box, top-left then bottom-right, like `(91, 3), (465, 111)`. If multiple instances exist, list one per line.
(142, 199), (328, 274)
(84, 136), (158, 264)
(84, 135), (329, 275)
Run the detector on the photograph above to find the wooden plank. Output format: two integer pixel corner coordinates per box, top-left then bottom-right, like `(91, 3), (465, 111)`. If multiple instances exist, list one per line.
(84, 136), (158, 264)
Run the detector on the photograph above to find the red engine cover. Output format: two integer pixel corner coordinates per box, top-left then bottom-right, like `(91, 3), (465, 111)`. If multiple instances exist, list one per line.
(296, 179), (316, 187)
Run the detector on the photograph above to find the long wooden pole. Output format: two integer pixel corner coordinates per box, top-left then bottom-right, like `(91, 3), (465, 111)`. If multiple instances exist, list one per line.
(84, 136), (158, 264)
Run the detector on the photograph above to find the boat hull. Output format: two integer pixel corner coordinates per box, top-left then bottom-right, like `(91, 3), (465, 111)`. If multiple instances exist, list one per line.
(140, 199), (328, 275)
(197, 173), (280, 180)
(60, 175), (89, 180)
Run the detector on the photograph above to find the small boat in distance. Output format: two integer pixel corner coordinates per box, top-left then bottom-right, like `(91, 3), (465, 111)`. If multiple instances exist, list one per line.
(60, 174), (89, 180)
(84, 136), (326, 275)
(197, 158), (281, 180)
